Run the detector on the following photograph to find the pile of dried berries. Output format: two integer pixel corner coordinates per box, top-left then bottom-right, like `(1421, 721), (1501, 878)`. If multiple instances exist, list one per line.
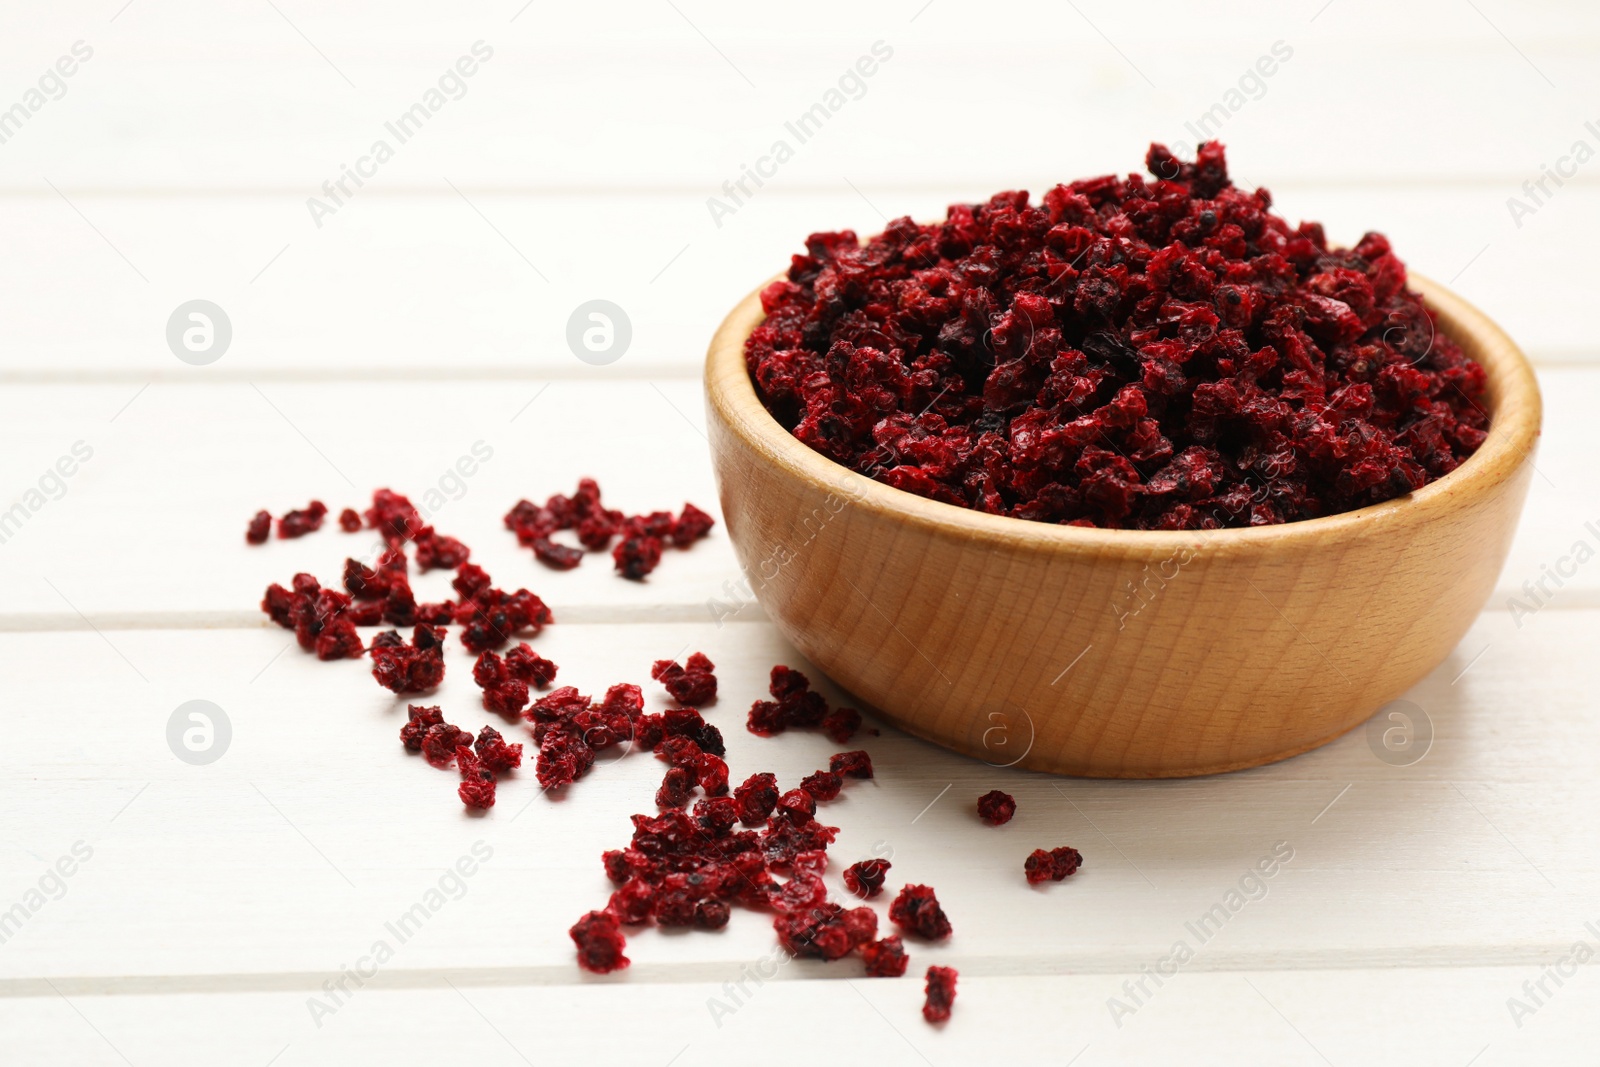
(651, 652), (718, 705)
(504, 478), (715, 580)
(1024, 846), (1083, 885)
(747, 665), (863, 743)
(745, 143), (1489, 529)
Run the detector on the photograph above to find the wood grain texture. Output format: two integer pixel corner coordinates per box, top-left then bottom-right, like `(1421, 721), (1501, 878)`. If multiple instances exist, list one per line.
(705, 274), (1542, 777)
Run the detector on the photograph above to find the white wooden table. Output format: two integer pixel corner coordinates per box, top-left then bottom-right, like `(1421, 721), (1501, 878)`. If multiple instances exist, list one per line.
(2, 2), (1596, 1062)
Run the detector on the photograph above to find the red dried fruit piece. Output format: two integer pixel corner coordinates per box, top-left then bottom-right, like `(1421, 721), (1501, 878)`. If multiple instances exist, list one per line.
(364, 489), (422, 545)
(734, 772), (780, 826)
(246, 510), (271, 544)
(413, 527), (471, 571)
(504, 643), (558, 688)
(801, 770), (843, 802)
(861, 935), (909, 978)
(338, 507), (362, 532)
(313, 618), (363, 660)
(821, 707), (862, 743)
(662, 707), (724, 757)
(452, 562), (493, 600)
(773, 903), (877, 960)
(977, 789), (1017, 826)
(473, 725), (523, 775)
(453, 584), (552, 653)
(473, 650), (530, 716)
(650, 652), (718, 706)
(669, 503), (716, 547)
(399, 704), (446, 752)
(890, 884), (952, 940)
(843, 858), (891, 899)
(922, 966), (958, 1023)
(570, 910), (629, 974)
(277, 500), (327, 539)
(656, 765), (695, 809)
(696, 752), (730, 796)
(575, 513), (617, 551)
(829, 750), (873, 780)
(421, 722), (472, 767)
(1025, 846), (1084, 884)
(532, 536), (585, 570)
(456, 745), (497, 809)
(612, 534), (662, 580)
(370, 625), (447, 694)
(776, 788), (817, 823)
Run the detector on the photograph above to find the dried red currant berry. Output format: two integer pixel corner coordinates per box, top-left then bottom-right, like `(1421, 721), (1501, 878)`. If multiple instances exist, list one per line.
(612, 534), (663, 580)
(650, 652), (718, 706)
(1023, 849), (1055, 885)
(456, 745), (497, 809)
(843, 858), (891, 899)
(473, 725), (523, 775)
(601, 849), (631, 883)
(662, 707), (724, 756)
(364, 489), (422, 545)
(776, 788), (818, 823)
(421, 722), (472, 767)
(694, 899), (731, 930)
(473, 650), (530, 716)
(801, 770), (843, 802)
(829, 751), (873, 780)
(277, 500), (327, 539)
(669, 503), (716, 547)
(532, 536), (585, 570)
(414, 528), (471, 571)
(608, 878), (656, 924)
(503, 643), (558, 688)
(977, 790), (1017, 826)
(536, 729), (596, 789)
(338, 507), (361, 532)
(1048, 846), (1084, 880)
(861, 935), (908, 978)
(696, 753), (730, 796)
(821, 707), (862, 743)
(746, 700), (787, 737)
(694, 795), (740, 836)
(570, 910), (629, 974)
(415, 600), (455, 625)
(370, 625), (447, 694)
(399, 704), (446, 752)
(575, 513), (617, 551)
(922, 966), (958, 1023)
(246, 510), (271, 544)
(451, 562), (493, 600)
(382, 580), (417, 627)
(656, 765), (695, 809)
(454, 585), (552, 653)
(890, 884), (952, 940)
(735, 772), (780, 826)
(313, 618), (363, 660)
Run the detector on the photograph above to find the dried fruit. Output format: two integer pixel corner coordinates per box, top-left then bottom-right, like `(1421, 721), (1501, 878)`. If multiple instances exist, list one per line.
(843, 858), (891, 899)
(612, 534), (662, 580)
(570, 910), (629, 974)
(473, 650), (530, 716)
(246, 510), (271, 544)
(473, 725), (523, 775)
(734, 772), (780, 826)
(890, 884), (952, 940)
(1025, 846), (1083, 884)
(747, 665), (857, 740)
(650, 652), (718, 705)
(338, 507), (362, 532)
(922, 965), (958, 1022)
(861, 935), (908, 977)
(977, 789), (1017, 826)
(746, 144), (1488, 530)
(456, 744), (497, 808)
(277, 500), (327, 539)
(829, 750), (874, 780)
(370, 625), (447, 694)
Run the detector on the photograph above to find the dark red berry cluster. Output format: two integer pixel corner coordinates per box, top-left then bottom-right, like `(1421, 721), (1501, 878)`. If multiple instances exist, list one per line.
(923, 965), (958, 1022)
(650, 652), (718, 705)
(473, 643), (559, 715)
(748, 665), (863, 743)
(976, 789), (1017, 825)
(745, 143), (1489, 530)
(504, 477), (715, 580)
(246, 500), (330, 543)
(1024, 846), (1083, 885)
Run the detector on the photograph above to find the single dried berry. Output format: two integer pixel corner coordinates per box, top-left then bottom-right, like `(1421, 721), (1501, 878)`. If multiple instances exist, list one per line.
(843, 858), (891, 899)
(1025, 846), (1084, 884)
(364, 489), (423, 545)
(413, 527), (471, 571)
(829, 750), (874, 780)
(399, 704), (446, 752)
(977, 789), (1017, 826)
(800, 770), (843, 801)
(923, 965), (958, 1023)
(746, 664), (838, 738)
(570, 910), (629, 974)
(861, 934), (908, 977)
(746, 143), (1488, 531)
(473, 725), (523, 775)
(734, 772), (780, 826)
(504, 643), (558, 688)
(669, 503), (716, 547)
(473, 650), (531, 716)
(650, 652), (718, 705)
(277, 500), (327, 539)
(821, 707), (863, 743)
(370, 624), (447, 694)
(890, 884), (952, 940)
(456, 744), (497, 809)
(421, 722), (472, 767)
(656, 765), (695, 809)
(612, 534), (662, 580)
(246, 510), (271, 544)
(338, 507), (362, 532)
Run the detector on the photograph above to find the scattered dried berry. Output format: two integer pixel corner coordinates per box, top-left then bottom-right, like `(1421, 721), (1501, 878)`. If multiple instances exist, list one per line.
(338, 507), (362, 532)
(746, 143), (1488, 530)
(747, 665), (855, 739)
(413, 527), (471, 571)
(399, 704), (446, 752)
(923, 965), (957, 1023)
(277, 500), (327, 539)
(570, 910), (629, 974)
(801, 770), (843, 801)
(370, 624), (447, 694)
(890, 884), (952, 940)
(246, 510), (271, 544)
(650, 652), (718, 706)
(505, 643), (559, 688)
(1025, 846), (1084, 884)
(456, 744), (497, 809)
(473, 650), (530, 716)
(861, 934), (908, 977)
(612, 534), (662, 580)
(829, 750), (874, 780)
(844, 858), (891, 899)
(421, 722), (472, 768)
(734, 772), (780, 826)
(977, 789), (1017, 826)
(473, 725), (523, 775)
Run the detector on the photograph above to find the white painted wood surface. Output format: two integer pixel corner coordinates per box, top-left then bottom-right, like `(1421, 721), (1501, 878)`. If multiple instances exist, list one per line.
(1, 1), (1595, 1062)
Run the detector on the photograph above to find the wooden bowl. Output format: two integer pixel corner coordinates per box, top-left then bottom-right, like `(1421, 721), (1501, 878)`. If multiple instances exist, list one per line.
(704, 274), (1542, 777)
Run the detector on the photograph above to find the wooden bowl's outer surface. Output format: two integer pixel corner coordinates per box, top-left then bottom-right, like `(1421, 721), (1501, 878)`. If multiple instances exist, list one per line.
(705, 273), (1542, 777)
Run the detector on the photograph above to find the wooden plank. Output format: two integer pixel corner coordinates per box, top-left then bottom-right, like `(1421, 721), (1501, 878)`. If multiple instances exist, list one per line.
(0, 371), (1590, 623)
(0, 607), (1597, 983)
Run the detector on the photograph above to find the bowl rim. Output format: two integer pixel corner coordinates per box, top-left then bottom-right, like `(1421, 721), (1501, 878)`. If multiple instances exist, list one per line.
(705, 269), (1543, 557)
